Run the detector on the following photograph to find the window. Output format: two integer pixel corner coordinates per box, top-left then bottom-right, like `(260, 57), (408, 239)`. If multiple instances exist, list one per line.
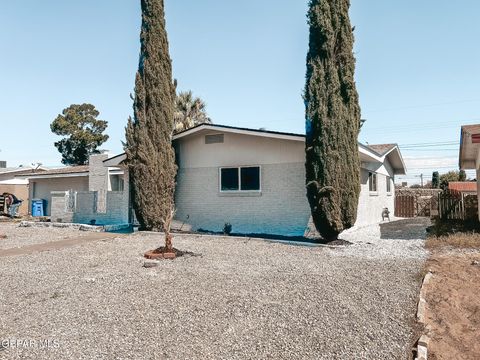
(220, 166), (260, 191)
(221, 168), (239, 191)
(205, 134), (224, 144)
(369, 172), (377, 192)
(386, 176), (392, 193)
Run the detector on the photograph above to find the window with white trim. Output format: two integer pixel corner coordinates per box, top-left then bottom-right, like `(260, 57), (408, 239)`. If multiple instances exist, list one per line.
(369, 172), (377, 192)
(220, 166), (260, 191)
(386, 176), (392, 193)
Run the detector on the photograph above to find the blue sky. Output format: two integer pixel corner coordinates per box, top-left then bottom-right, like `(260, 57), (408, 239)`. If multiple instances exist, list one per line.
(1, 1), (479, 184)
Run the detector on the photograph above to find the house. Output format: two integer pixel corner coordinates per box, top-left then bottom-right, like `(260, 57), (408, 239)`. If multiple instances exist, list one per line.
(459, 124), (480, 220)
(19, 124), (406, 235)
(19, 155), (128, 223)
(105, 124), (406, 236)
(448, 181), (477, 194)
(0, 165), (47, 215)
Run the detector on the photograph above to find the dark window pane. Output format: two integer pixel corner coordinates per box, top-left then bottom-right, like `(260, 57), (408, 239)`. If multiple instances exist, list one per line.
(221, 168), (239, 191)
(241, 167), (260, 190)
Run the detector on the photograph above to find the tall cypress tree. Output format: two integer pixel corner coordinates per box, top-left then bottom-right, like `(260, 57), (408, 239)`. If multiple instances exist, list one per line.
(304, 0), (361, 240)
(125, 0), (176, 243)
(432, 171), (440, 188)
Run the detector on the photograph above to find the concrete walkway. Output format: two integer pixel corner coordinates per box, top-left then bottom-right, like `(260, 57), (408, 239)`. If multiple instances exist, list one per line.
(0, 232), (120, 257)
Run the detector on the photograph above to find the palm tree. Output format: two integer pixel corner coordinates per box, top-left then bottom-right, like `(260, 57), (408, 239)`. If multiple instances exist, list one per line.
(174, 90), (212, 133)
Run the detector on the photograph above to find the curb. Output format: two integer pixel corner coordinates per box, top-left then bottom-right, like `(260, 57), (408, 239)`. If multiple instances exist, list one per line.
(415, 271), (433, 359)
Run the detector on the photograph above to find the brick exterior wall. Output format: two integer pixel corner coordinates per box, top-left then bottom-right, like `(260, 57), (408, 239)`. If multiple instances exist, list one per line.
(175, 163), (311, 236)
(50, 158), (130, 225)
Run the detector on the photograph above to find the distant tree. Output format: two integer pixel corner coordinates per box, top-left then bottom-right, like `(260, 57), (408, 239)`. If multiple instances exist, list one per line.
(304, 0), (361, 241)
(50, 104), (109, 165)
(439, 171), (460, 190)
(410, 184), (423, 189)
(174, 90), (212, 133)
(125, 0), (177, 249)
(431, 171), (440, 189)
(459, 169), (467, 182)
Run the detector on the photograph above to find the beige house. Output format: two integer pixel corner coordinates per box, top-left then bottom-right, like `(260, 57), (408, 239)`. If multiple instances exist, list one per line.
(107, 124), (406, 236)
(459, 124), (480, 220)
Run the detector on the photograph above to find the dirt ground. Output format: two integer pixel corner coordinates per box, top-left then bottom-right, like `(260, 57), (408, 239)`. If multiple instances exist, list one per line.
(424, 246), (480, 359)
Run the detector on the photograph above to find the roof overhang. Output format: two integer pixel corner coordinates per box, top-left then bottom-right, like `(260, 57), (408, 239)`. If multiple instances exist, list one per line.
(459, 124), (480, 170)
(359, 144), (406, 175)
(18, 172), (89, 180)
(172, 124), (305, 142)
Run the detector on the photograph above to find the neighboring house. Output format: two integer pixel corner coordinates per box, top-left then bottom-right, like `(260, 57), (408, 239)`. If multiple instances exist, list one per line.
(448, 181), (477, 194)
(459, 124), (480, 220)
(19, 155), (129, 224)
(106, 124), (406, 236)
(0, 166), (47, 215)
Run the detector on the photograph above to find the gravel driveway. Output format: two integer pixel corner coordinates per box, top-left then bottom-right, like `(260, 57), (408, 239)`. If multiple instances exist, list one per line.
(0, 219), (428, 359)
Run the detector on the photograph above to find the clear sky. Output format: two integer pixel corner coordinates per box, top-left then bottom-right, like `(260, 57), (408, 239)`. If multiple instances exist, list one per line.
(1, 1), (480, 184)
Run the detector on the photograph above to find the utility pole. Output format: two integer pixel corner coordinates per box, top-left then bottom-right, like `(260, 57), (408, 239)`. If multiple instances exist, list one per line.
(415, 174), (424, 187)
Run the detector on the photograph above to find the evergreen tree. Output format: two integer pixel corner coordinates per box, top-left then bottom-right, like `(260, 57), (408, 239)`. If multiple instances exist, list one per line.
(51, 104), (109, 165)
(431, 171), (440, 188)
(125, 0), (177, 247)
(304, 0), (361, 240)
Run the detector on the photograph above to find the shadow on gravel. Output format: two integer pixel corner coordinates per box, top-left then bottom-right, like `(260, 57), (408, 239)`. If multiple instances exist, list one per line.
(380, 218), (431, 240)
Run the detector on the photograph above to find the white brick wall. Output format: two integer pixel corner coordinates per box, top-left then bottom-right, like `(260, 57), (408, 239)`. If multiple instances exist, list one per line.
(175, 163), (311, 236)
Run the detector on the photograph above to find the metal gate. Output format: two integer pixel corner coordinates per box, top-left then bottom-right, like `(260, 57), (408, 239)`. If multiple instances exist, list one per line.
(395, 194), (415, 218)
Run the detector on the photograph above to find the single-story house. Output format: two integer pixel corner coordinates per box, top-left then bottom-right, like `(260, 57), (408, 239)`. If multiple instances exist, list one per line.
(18, 124), (406, 235)
(19, 155), (128, 223)
(0, 166), (47, 215)
(459, 124), (480, 220)
(104, 124), (406, 236)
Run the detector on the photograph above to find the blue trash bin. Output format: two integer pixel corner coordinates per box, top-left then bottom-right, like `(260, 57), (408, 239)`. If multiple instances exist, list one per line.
(32, 199), (46, 217)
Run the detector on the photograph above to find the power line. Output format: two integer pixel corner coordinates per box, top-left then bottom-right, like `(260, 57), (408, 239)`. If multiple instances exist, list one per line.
(366, 99), (480, 114)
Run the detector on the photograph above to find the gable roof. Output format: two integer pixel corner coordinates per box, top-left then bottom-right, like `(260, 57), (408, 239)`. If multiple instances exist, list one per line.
(367, 144), (397, 156)
(173, 123), (306, 142)
(104, 123), (406, 175)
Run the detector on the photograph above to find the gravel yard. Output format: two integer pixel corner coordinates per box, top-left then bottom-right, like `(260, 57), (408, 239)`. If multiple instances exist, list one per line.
(0, 219), (428, 359)
(0, 222), (94, 250)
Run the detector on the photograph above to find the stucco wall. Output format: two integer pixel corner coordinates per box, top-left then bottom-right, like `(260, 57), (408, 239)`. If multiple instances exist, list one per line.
(356, 168), (395, 226)
(29, 176), (88, 215)
(176, 131), (305, 169)
(0, 184), (29, 215)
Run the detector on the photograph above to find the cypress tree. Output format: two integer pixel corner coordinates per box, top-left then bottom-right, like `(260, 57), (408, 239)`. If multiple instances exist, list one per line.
(125, 0), (176, 245)
(304, 0), (361, 240)
(432, 171), (440, 188)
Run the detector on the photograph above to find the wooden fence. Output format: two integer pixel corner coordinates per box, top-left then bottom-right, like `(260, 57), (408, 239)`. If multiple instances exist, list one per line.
(437, 190), (478, 220)
(395, 194), (415, 218)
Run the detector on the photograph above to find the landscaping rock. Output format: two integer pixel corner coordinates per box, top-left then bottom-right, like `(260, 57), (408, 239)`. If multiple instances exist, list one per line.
(143, 260), (160, 268)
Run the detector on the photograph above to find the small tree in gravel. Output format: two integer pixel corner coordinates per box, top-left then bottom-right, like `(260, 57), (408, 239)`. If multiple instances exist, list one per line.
(304, 0), (361, 241)
(125, 0), (176, 250)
